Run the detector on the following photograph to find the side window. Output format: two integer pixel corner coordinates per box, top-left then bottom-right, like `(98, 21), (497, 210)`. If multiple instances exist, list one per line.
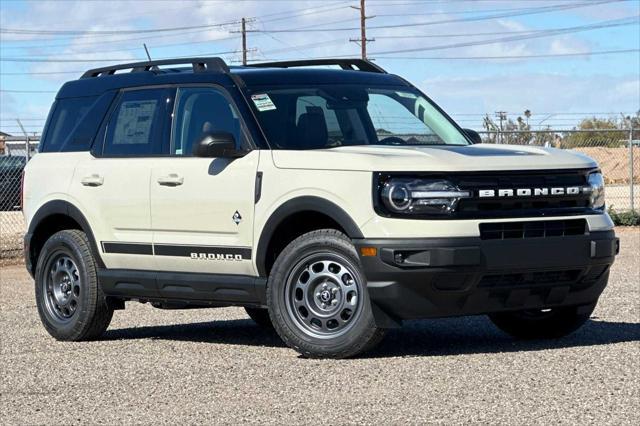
(60, 91), (116, 152)
(41, 96), (97, 152)
(172, 87), (242, 156)
(103, 89), (172, 156)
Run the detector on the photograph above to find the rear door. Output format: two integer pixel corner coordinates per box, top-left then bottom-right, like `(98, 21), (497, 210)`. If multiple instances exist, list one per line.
(72, 87), (174, 271)
(150, 86), (259, 275)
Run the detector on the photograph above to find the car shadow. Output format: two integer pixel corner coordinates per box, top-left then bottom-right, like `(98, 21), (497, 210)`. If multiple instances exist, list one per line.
(103, 316), (640, 357)
(103, 318), (287, 348)
(364, 316), (640, 358)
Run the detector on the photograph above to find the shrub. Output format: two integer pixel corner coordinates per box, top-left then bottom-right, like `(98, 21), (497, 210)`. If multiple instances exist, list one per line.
(608, 207), (640, 226)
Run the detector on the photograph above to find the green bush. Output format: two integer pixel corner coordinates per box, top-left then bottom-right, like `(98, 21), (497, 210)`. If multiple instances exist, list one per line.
(608, 207), (640, 226)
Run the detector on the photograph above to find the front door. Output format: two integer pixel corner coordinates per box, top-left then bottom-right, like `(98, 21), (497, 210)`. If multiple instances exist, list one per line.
(150, 86), (259, 275)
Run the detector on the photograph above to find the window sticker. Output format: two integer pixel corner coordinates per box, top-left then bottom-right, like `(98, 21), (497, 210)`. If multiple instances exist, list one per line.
(251, 94), (277, 111)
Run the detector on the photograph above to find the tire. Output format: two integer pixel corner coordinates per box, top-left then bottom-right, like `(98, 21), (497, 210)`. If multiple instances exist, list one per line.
(245, 307), (273, 328)
(34, 229), (113, 341)
(488, 304), (595, 339)
(267, 229), (386, 358)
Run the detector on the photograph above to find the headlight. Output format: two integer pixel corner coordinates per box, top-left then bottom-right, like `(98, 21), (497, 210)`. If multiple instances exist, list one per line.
(588, 172), (605, 210)
(379, 177), (471, 216)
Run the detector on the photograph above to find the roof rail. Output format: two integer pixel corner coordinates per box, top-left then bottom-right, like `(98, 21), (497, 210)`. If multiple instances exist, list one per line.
(81, 57), (230, 79)
(247, 58), (387, 74)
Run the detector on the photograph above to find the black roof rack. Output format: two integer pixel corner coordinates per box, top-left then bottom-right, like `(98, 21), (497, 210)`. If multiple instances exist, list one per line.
(81, 57), (230, 79)
(247, 59), (386, 74)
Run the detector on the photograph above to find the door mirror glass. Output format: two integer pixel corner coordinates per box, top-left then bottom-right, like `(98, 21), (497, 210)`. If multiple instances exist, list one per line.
(193, 131), (243, 158)
(463, 128), (482, 144)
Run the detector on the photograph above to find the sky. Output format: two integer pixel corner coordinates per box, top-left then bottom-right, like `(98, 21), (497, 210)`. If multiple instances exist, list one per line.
(0, 0), (639, 136)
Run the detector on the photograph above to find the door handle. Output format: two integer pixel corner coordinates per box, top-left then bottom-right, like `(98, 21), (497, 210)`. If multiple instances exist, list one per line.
(81, 174), (104, 187)
(157, 174), (184, 187)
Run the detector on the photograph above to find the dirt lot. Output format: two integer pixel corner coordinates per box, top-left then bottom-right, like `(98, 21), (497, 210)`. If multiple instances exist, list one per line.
(1, 228), (638, 425)
(573, 146), (639, 184)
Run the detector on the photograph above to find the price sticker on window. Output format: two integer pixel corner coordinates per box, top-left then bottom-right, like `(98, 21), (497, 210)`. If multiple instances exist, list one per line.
(251, 94), (277, 112)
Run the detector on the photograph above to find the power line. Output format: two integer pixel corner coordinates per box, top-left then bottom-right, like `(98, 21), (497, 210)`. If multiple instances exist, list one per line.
(370, 17), (638, 55)
(2, 35), (240, 58)
(0, 48), (241, 63)
(252, 17), (637, 58)
(0, 70), (84, 76)
(374, 27), (611, 40)
(0, 2), (351, 37)
(243, 0), (626, 33)
(375, 48), (639, 60)
(0, 19), (244, 36)
(372, 4), (582, 16)
(0, 89), (57, 93)
(0, 3), (350, 57)
(0, 28), (229, 50)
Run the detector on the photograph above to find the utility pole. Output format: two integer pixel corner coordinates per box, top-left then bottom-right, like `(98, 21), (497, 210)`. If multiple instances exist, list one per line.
(495, 111), (507, 144)
(16, 118), (30, 160)
(350, 0), (375, 60)
(241, 18), (248, 65)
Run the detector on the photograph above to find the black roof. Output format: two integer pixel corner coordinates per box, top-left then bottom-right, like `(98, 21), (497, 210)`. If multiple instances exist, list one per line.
(57, 58), (408, 98)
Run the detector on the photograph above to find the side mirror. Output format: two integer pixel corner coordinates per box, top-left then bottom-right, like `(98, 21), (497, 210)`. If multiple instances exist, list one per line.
(463, 128), (482, 144)
(192, 132), (245, 158)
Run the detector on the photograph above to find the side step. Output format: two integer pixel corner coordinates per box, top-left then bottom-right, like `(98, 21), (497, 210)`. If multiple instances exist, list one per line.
(98, 269), (267, 307)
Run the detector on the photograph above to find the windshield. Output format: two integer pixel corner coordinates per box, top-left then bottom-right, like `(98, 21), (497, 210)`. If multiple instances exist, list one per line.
(247, 85), (469, 150)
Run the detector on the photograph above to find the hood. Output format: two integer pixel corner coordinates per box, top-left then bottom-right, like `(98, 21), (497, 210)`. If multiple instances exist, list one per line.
(271, 144), (598, 172)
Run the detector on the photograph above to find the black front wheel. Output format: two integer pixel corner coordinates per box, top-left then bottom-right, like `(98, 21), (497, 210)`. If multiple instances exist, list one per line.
(267, 229), (386, 358)
(488, 304), (595, 339)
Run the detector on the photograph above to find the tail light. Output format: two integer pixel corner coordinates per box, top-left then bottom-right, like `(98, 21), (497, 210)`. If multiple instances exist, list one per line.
(20, 170), (25, 209)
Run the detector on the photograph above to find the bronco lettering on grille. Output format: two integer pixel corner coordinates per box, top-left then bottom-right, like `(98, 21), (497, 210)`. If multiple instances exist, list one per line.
(478, 186), (585, 198)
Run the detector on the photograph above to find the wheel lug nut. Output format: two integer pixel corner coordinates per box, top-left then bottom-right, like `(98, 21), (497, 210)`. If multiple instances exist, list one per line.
(322, 283), (328, 289)
(331, 288), (338, 294)
(321, 303), (327, 309)
(331, 299), (338, 306)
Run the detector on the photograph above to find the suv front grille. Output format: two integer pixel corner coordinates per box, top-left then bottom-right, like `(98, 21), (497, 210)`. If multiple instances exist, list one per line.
(479, 219), (587, 240)
(454, 169), (595, 219)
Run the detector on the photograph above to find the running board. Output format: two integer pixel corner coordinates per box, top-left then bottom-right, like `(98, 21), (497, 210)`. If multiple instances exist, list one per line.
(98, 269), (267, 307)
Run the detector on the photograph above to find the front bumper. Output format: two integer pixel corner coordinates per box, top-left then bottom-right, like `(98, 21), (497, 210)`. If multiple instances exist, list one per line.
(354, 230), (618, 327)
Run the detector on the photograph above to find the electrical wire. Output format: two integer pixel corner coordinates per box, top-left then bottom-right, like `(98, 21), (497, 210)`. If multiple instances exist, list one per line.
(243, 0), (627, 33)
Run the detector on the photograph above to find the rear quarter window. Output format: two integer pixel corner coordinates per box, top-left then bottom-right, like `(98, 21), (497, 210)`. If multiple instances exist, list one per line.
(40, 92), (115, 153)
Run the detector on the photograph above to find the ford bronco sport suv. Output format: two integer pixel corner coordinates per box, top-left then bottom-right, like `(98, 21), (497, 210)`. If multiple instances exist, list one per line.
(23, 58), (619, 358)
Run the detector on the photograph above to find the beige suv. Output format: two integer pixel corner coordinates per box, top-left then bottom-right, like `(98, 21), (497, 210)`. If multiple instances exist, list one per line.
(23, 58), (618, 358)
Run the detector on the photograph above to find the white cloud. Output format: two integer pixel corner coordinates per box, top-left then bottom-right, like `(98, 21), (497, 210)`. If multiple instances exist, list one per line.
(1, 0), (637, 127)
(549, 38), (591, 55)
(420, 73), (640, 122)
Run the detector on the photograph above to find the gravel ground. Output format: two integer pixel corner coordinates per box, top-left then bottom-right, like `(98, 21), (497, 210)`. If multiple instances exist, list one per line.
(1, 228), (638, 425)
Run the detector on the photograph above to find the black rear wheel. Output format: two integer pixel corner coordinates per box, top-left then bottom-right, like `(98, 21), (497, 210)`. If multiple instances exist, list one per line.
(35, 230), (113, 341)
(488, 304), (595, 339)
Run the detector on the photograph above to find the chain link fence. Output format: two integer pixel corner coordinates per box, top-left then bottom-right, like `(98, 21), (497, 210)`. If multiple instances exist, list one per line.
(478, 129), (639, 212)
(1, 129), (638, 263)
(1, 137), (38, 264)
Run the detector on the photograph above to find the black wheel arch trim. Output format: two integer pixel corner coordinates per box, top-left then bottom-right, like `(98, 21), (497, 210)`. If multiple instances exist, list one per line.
(255, 196), (364, 277)
(26, 200), (105, 275)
